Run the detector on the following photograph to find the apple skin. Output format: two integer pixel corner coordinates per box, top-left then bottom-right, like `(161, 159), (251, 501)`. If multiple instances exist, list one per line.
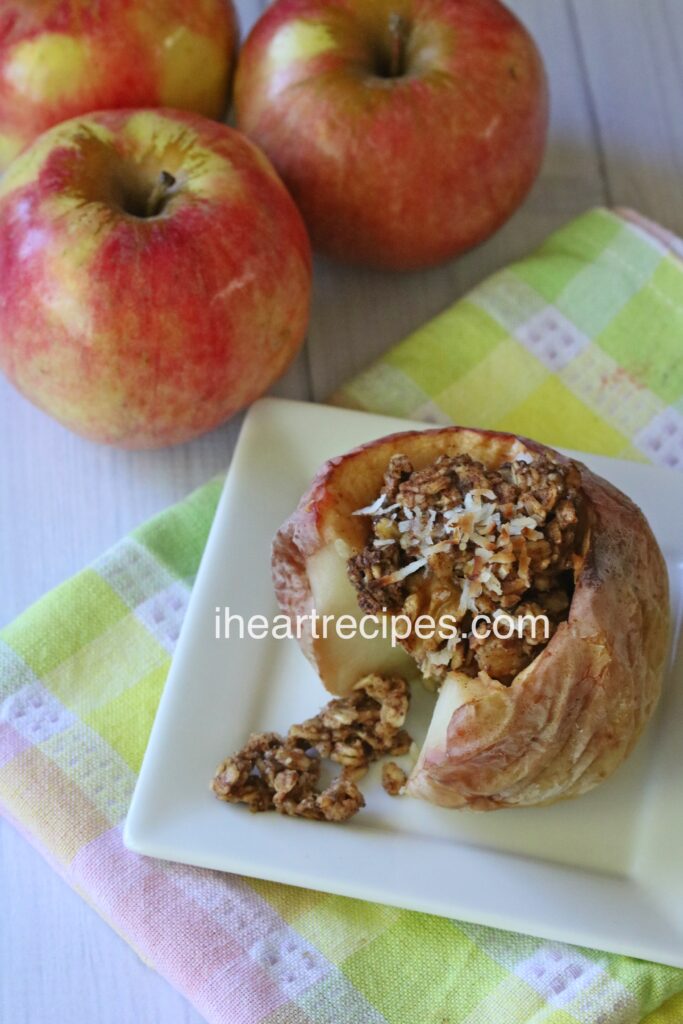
(0, 109), (312, 448)
(235, 0), (548, 271)
(0, 0), (238, 171)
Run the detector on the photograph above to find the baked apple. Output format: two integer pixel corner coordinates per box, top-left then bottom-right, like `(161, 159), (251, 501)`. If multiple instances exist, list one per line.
(272, 427), (670, 810)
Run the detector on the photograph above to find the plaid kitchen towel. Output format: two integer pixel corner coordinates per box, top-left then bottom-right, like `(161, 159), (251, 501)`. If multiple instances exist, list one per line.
(335, 207), (683, 467)
(2, 206), (683, 1024)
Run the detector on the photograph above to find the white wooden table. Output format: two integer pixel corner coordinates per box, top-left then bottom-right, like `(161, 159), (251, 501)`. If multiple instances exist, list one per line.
(1, 2), (682, 1020)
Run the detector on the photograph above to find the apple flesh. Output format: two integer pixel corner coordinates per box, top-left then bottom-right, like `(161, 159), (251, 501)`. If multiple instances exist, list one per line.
(0, 109), (312, 448)
(0, 0), (238, 171)
(235, 0), (548, 270)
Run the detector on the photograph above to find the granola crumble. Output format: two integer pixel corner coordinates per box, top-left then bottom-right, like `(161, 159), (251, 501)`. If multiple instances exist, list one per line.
(212, 674), (412, 822)
(382, 761), (407, 796)
(348, 452), (583, 686)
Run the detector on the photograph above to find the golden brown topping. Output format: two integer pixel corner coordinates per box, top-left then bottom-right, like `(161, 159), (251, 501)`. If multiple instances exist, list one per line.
(212, 674), (412, 823)
(348, 452), (583, 686)
(382, 761), (408, 796)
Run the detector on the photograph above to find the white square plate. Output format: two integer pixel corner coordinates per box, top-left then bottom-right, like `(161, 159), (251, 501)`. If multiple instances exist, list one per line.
(124, 398), (683, 966)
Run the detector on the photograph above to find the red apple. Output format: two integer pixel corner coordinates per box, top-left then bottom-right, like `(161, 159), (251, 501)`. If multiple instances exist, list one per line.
(0, 109), (312, 448)
(0, 0), (238, 171)
(235, 0), (548, 271)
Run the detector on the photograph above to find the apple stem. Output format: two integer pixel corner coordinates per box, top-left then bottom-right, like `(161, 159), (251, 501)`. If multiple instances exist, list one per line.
(387, 13), (408, 78)
(146, 171), (177, 218)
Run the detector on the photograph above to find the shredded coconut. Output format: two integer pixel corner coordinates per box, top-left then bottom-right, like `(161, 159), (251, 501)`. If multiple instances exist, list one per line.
(353, 494), (387, 517)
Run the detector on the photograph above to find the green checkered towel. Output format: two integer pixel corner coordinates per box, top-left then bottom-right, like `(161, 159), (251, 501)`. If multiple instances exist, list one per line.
(2, 207), (683, 1024)
(335, 207), (683, 467)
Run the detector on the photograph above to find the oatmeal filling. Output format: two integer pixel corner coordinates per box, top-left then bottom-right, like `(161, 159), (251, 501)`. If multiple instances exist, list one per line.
(212, 674), (412, 822)
(347, 451), (583, 686)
